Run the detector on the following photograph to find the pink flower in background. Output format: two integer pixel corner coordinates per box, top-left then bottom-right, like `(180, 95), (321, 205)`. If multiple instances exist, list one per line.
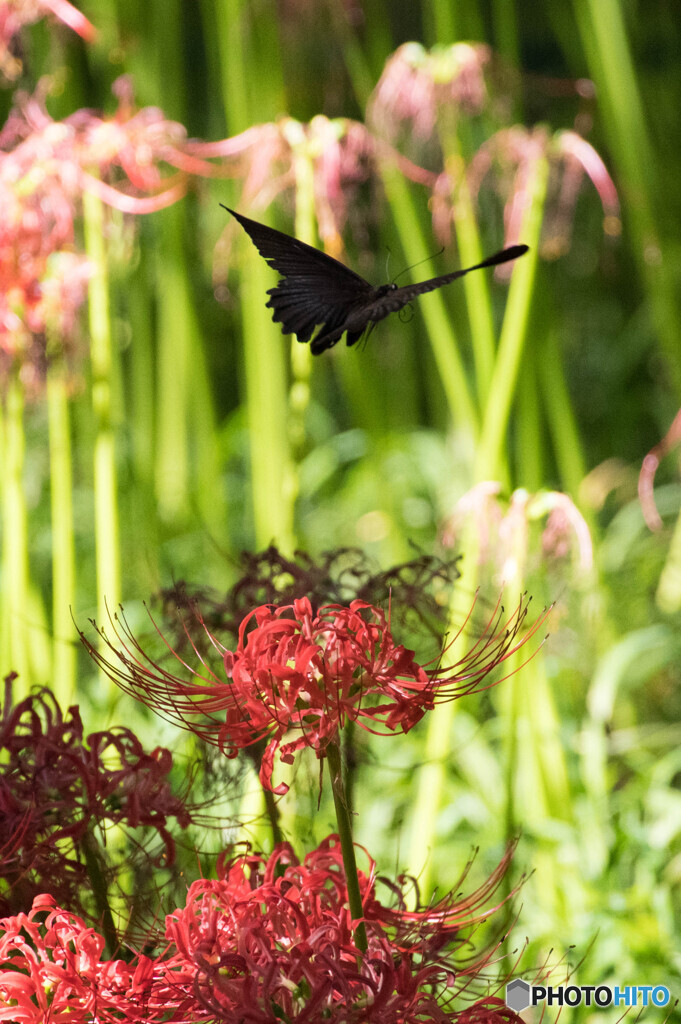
(442, 483), (593, 586)
(0, 81), (190, 390)
(465, 125), (620, 258)
(0, 0), (96, 81)
(82, 594), (547, 794)
(369, 42), (492, 142)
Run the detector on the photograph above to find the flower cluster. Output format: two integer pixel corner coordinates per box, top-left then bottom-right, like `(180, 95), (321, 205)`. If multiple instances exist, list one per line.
(0, 675), (192, 920)
(369, 41), (493, 143)
(0, 80), (189, 391)
(0, 837), (522, 1024)
(82, 595), (546, 794)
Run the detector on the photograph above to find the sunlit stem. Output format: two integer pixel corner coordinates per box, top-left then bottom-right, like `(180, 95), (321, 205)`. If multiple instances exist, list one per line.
(286, 119), (314, 461)
(240, 249), (296, 554)
(379, 161), (479, 440)
(476, 152), (549, 481)
(575, 0), (681, 390)
(656, 507), (681, 614)
(46, 354), (76, 704)
(438, 115), (497, 410)
(83, 187), (121, 673)
(326, 740), (368, 954)
(0, 377), (30, 690)
(408, 521), (481, 893)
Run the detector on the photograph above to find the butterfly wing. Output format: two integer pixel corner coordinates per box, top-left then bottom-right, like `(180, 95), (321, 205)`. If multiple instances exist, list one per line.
(359, 244), (530, 324)
(224, 207), (375, 345)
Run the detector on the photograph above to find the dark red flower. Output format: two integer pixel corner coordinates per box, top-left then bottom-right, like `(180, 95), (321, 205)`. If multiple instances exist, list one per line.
(162, 835), (522, 1024)
(82, 595), (547, 794)
(0, 676), (192, 920)
(0, 837), (524, 1023)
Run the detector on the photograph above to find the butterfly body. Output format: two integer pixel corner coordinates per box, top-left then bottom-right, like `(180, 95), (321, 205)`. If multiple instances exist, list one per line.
(223, 205), (528, 355)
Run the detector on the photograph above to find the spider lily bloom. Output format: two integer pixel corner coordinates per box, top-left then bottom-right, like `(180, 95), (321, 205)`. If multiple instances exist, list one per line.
(0, 677), (192, 920)
(465, 125), (620, 260)
(368, 42), (492, 144)
(0, 83), (189, 391)
(82, 594), (547, 793)
(163, 835), (523, 1024)
(0, 895), (181, 1024)
(0, 838), (523, 1023)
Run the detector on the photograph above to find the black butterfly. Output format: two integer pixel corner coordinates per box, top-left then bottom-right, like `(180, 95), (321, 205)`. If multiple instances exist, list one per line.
(223, 205), (528, 355)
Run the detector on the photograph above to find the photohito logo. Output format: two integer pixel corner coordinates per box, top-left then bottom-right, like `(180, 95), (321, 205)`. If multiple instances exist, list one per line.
(506, 978), (670, 1012)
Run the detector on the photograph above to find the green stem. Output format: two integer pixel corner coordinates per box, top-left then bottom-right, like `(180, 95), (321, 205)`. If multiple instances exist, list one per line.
(539, 327), (588, 499)
(81, 830), (119, 958)
(46, 360), (76, 704)
(154, 208), (191, 523)
(476, 152), (549, 481)
(83, 188), (121, 648)
(408, 527), (480, 893)
(0, 377), (30, 690)
(240, 244), (296, 554)
(574, 0), (681, 393)
(379, 164), (479, 439)
(439, 134), (498, 410)
(287, 119), (315, 461)
(326, 741), (367, 953)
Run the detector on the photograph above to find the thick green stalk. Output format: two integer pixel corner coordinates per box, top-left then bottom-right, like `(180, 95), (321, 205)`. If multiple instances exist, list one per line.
(241, 246), (296, 553)
(287, 121), (315, 460)
(379, 164), (479, 439)
(476, 153), (549, 481)
(573, 0), (681, 393)
(539, 327), (588, 500)
(83, 189), (121, 646)
(46, 360), (76, 704)
(408, 522), (481, 890)
(214, 0), (293, 553)
(0, 378), (31, 690)
(326, 741), (368, 953)
(439, 134), (498, 410)
(154, 210), (191, 523)
(515, 358), (544, 490)
(80, 830), (119, 958)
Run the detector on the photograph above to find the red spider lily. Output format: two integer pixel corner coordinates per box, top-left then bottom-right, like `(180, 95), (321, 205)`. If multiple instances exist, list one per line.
(0, 0), (96, 82)
(0, 838), (523, 1023)
(162, 835), (522, 1024)
(0, 676), (192, 919)
(208, 113), (436, 302)
(81, 595), (548, 794)
(0, 894), (184, 1023)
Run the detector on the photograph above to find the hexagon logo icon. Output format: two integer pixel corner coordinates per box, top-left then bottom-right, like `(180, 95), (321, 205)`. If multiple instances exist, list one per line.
(506, 978), (531, 1012)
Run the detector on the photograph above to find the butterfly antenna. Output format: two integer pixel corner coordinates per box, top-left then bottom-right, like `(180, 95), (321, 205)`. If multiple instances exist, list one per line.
(392, 247), (445, 285)
(384, 248), (391, 281)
